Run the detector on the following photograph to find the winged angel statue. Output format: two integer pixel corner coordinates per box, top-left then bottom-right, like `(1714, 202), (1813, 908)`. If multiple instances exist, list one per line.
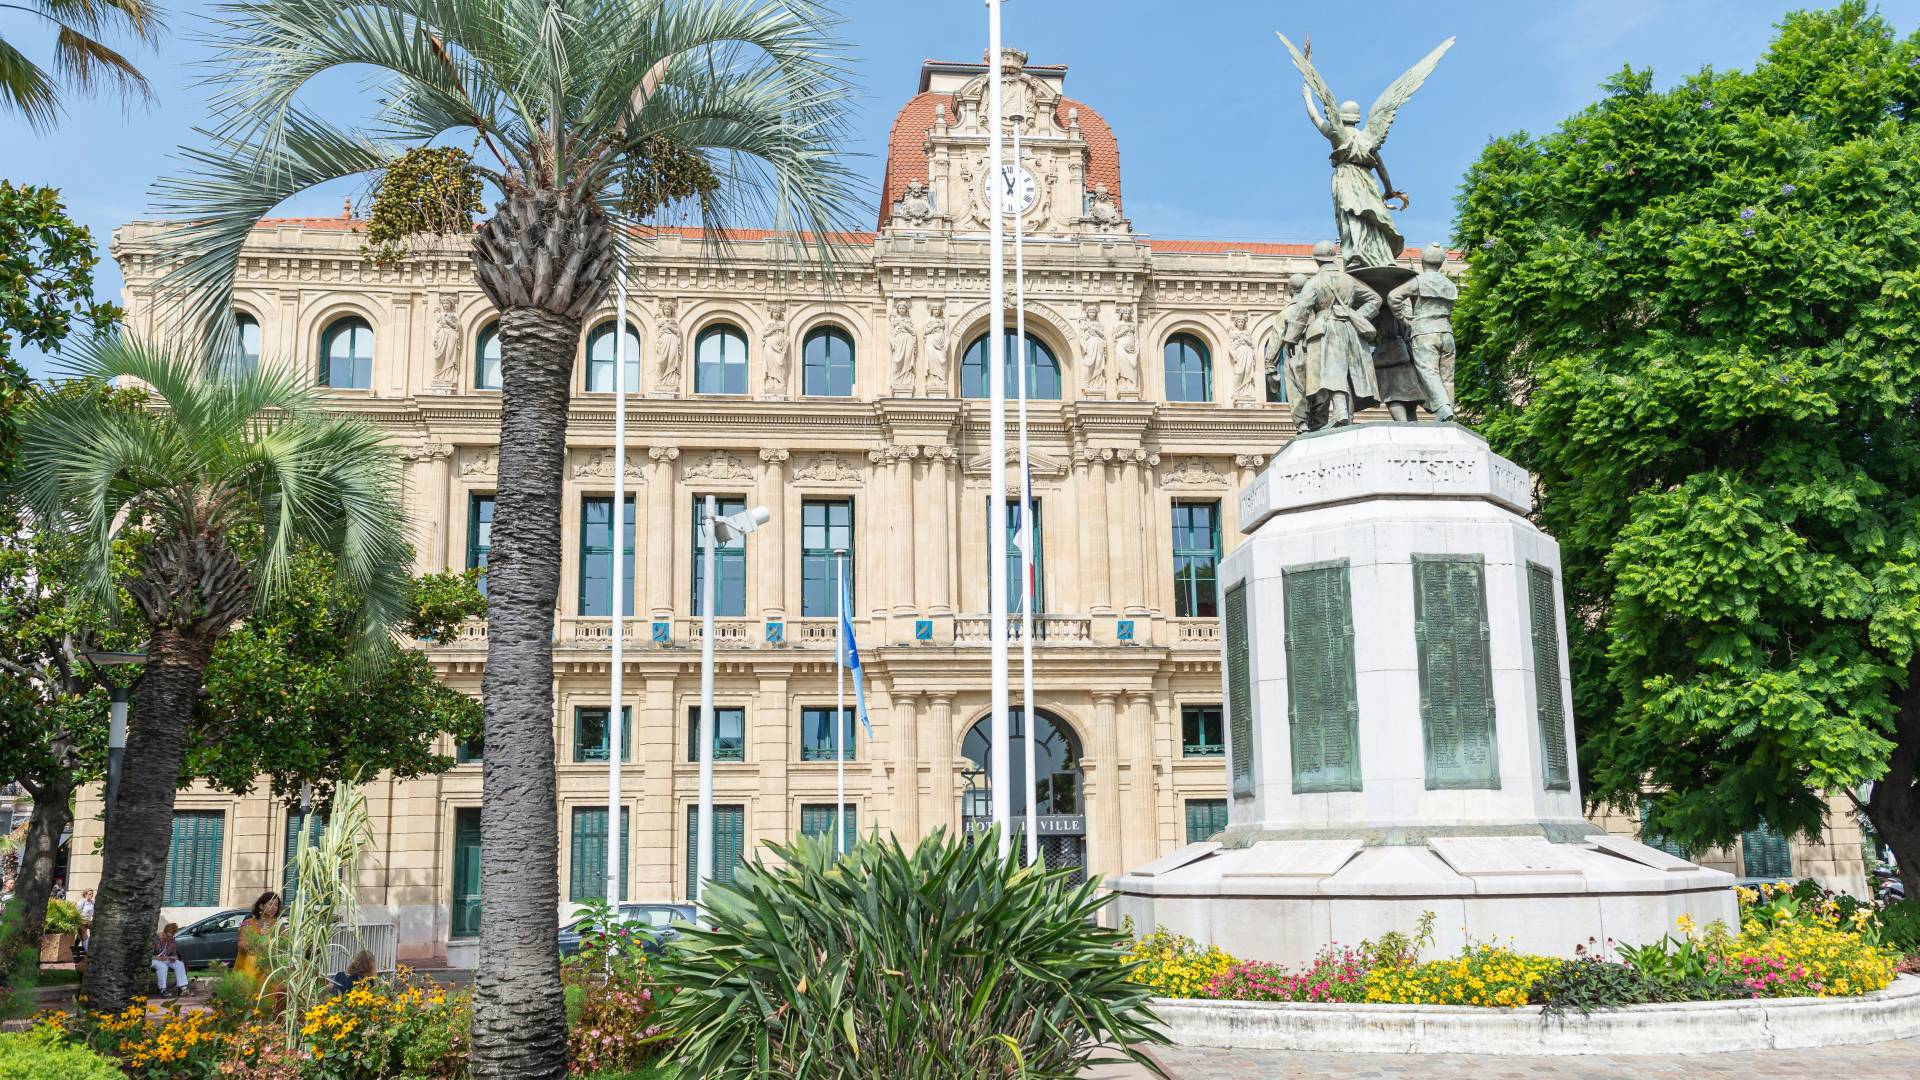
(1278, 34), (1454, 270)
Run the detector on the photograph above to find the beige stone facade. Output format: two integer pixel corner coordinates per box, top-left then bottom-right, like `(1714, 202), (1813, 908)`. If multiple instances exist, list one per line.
(63, 50), (1863, 959)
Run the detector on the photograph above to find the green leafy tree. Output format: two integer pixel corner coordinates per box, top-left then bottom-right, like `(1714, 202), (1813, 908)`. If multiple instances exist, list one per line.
(144, 5), (863, 1072)
(1452, 3), (1920, 893)
(0, 0), (161, 130)
(12, 336), (411, 1011)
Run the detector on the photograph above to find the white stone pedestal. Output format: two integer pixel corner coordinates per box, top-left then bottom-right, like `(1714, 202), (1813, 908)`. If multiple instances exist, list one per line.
(1110, 424), (1735, 964)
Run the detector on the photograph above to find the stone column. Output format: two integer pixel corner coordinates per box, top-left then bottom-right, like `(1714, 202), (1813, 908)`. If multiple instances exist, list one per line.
(1123, 691), (1160, 869)
(1105, 457), (1136, 615)
(865, 448), (894, 622)
(635, 672), (678, 897)
(919, 447), (956, 616)
(1118, 451), (1152, 617)
(925, 692), (957, 834)
(756, 673), (790, 843)
(1136, 452), (1162, 619)
(757, 449), (790, 624)
(1090, 692), (1124, 879)
(399, 442), (452, 574)
(893, 691), (921, 841)
(890, 447), (920, 638)
(645, 447), (679, 623)
(1077, 449), (1113, 614)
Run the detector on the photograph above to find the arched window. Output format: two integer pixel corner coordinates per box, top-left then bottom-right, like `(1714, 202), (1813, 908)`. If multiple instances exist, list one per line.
(960, 709), (1086, 879)
(319, 316), (373, 389)
(226, 312), (261, 378)
(960, 331), (1061, 400)
(475, 321), (502, 390)
(801, 327), (856, 397)
(584, 321), (641, 393)
(1164, 333), (1212, 402)
(695, 324), (749, 394)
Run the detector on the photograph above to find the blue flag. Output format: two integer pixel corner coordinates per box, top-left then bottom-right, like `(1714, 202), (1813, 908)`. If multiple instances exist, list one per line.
(838, 573), (875, 738)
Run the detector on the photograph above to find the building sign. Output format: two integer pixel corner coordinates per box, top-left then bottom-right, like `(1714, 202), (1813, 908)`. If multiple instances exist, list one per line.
(962, 814), (1085, 836)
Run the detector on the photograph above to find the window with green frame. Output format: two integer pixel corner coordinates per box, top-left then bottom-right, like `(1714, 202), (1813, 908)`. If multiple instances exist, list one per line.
(687, 706), (746, 762)
(569, 806), (630, 902)
(800, 499), (854, 617)
(452, 808), (481, 937)
(1004, 498), (1044, 613)
(456, 736), (482, 764)
(1741, 822), (1793, 880)
(1185, 799), (1228, 844)
(1181, 704), (1225, 757)
(583, 322), (641, 393)
(165, 810), (224, 907)
(475, 321), (502, 390)
(319, 316), (373, 389)
(798, 803), (857, 853)
(802, 327), (856, 397)
(693, 496), (748, 616)
(800, 706), (856, 761)
(467, 494), (494, 595)
(578, 495), (636, 616)
(573, 706), (631, 763)
(281, 809), (328, 902)
(1164, 333), (1212, 402)
(1172, 502), (1222, 617)
(686, 804), (745, 902)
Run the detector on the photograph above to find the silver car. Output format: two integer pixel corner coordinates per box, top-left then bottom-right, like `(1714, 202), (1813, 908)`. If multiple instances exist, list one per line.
(556, 902), (701, 958)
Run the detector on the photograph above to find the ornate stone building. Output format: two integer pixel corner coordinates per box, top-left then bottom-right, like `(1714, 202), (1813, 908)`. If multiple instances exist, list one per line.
(69, 49), (1863, 960)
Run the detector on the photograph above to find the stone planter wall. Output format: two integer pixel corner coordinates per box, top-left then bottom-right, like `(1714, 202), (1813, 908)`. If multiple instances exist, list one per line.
(1151, 974), (1920, 1056)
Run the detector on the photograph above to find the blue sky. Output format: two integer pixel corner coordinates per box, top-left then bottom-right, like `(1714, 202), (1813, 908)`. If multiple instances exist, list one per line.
(8, 0), (1918, 380)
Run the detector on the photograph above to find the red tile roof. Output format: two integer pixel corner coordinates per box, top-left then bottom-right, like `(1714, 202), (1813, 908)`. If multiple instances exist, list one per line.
(876, 92), (1121, 228)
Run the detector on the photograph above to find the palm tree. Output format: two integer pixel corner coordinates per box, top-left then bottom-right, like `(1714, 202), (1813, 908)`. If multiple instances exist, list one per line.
(13, 334), (411, 1011)
(0, 0), (163, 130)
(144, 4), (861, 1073)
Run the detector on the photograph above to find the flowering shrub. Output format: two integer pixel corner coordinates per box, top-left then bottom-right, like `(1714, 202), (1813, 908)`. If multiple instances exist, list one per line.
(1203, 946), (1371, 1003)
(1714, 909), (1897, 998)
(1361, 943), (1560, 1008)
(1124, 925), (1235, 999)
(565, 977), (668, 1076)
(53, 1000), (231, 1079)
(298, 971), (469, 1080)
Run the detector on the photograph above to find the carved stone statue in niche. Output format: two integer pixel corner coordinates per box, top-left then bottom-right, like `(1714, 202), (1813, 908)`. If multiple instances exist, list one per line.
(762, 303), (790, 399)
(653, 298), (683, 397)
(429, 293), (460, 390)
(888, 298), (918, 394)
(1076, 302), (1107, 398)
(1112, 306), (1140, 397)
(894, 179), (935, 226)
(923, 301), (951, 396)
(1228, 310), (1259, 407)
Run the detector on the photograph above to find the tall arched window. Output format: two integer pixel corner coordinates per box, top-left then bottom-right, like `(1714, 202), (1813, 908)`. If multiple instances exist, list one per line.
(960, 709), (1086, 880)
(319, 316), (373, 389)
(801, 327), (856, 397)
(695, 324), (749, 394)
(1164, 333), (1212, 402)
(475, 321), (502, 390)
(583, 321), (641, 393)
(226, 312), (261, 378)
(960, 331), (1061, 400)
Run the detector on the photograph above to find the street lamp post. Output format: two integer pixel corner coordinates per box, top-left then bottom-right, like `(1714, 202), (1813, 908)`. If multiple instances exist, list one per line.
(82, 650), (146, 823)
(695, 497), (770, 906)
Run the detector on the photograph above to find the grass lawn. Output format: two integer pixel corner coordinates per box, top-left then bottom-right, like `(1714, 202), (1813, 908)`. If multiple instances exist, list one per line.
(35, 967), (82, 986)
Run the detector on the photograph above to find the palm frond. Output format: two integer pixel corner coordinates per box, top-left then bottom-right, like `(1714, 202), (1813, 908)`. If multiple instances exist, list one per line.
(51, 25), (153, 103)
(0, 35), (63, 129)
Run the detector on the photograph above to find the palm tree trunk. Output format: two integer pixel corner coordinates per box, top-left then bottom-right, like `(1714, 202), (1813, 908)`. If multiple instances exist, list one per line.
(471, 304), (577, 1080)
(80, 638), (206, 1010)
(2, 777), (73, 977)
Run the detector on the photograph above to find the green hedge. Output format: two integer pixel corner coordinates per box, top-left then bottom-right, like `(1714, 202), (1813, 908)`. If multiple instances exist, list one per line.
(0, 1032), (122, 1080)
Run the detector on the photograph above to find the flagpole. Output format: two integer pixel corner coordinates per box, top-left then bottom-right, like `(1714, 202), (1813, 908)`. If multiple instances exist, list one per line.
(607, 258), (627, 909)
(834, 548), (848, 856)
(985, 0), (1011, 858)
(696, 495), (718, 906)
(1013, 113), (1038, 868)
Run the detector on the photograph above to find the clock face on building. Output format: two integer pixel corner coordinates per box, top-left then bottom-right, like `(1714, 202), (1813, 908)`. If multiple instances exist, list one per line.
(980, 162), (1038, 216)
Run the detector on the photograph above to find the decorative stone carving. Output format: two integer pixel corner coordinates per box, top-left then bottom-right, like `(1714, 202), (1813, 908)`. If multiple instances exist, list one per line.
(1162, 456), (1229, 488)
(571, 448), (646, 481)
(683, 450), (751, 480)
(759, 448), (791, 466)
(1076, 302), (1107, 398)
(888, 298), (918, 394)
(457, 448), (496, 478)
(1228, 311), (1259, 407)
(868, 445), (919, 466)
(762, 303), (790, 399)
(1086, 184), (1124, 230)
(647, 445), (681, 463)
(893, 179), (935, 226)
(793, 452), (863, 482)
(1112, 306), (1140, 397)
(923, 301), (951, 395)
(428, 293), (460, 391)
(398, 441), (454, 463)
(652, 298), (683, 397)
(921, 445), (958, 467)
(1234, 453), (1269, 471)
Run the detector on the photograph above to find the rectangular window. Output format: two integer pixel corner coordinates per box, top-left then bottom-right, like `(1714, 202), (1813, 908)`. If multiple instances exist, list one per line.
(573, 706), (632, 763)
(569, 806), (631, 902)
(1181, 704), (1225, 757)
(687, 706), (747, 763)
(1185, 799), (1229, 844)
(686, 804), (745, 902)
(281, 809), (327, 903)
(800, 706), (856, 761)
(798, 803), (857, 853)
(1006, 498), (1045, 614)
(468, 494), (494, 595)
(164, 810), (224, 907)
(456, 736), (482, 764)
(1527, 563), (1571, 790)
(1172, 502), (1222, 618)
(452, 808), (481, 937)
(578, 496), (636, 617)
(1741, 822), (1794, 880)
(1283, 561), (1362, 793)
(800, 499), (854, 618)
(1413, 555), (1500, 790)
(693, 496), (748, 617)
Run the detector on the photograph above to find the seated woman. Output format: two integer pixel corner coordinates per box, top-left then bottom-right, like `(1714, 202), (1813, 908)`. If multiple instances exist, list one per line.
(329, 949), (376, 995)
(152, 923), (189, 997)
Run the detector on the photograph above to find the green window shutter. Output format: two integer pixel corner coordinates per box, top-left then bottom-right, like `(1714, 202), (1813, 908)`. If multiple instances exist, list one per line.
(1741, 822), (1793, 880)
(1283, 562), (1362, 793)
(687, 805), (747, 902)
(282, 810), (328, 903)
(165, 811), (224, 907)
(1639, 803), (1692, 860)
(452, 808), (481, 937)
(1526, 563), (1571, 791)
(1413, 555), (1500, 790)
(570, 807), (630, 902)
(1224, 582), (1255, 795)
(1185, 799), (1228, 844)
(799, 803), (857, 853)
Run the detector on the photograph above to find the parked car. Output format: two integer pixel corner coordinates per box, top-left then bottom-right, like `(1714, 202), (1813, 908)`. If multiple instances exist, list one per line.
(175, 908), (249, 969)
(556, 902), (701, 958)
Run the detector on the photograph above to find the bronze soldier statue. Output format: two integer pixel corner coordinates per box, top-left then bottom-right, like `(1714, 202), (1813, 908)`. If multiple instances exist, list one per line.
(1386, 243), (1458, 422)
(1294, 241), (1381, 429)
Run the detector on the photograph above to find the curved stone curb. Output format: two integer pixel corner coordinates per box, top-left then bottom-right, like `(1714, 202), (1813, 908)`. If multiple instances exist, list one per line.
(1150, 974), (1920, 1056)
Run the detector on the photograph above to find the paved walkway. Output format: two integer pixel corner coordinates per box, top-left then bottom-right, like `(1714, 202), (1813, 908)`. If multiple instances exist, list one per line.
(1112, 1038), (1920, 1078)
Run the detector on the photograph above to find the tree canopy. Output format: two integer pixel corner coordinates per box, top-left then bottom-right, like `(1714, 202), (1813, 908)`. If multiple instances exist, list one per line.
(1452, 2), (1920, 872)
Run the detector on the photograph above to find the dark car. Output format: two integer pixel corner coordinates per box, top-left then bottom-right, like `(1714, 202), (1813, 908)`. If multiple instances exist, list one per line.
(556, 902), (700, 958)
(174, 908), (249, 969)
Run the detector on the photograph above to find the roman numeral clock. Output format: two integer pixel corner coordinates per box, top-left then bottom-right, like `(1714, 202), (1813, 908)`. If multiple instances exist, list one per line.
(982, 162), (1039, 216)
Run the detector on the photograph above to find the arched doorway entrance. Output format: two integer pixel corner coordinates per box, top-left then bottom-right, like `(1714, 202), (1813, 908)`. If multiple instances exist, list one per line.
(960, 709), (1087, 883)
